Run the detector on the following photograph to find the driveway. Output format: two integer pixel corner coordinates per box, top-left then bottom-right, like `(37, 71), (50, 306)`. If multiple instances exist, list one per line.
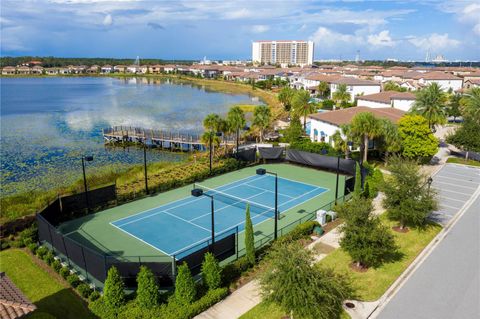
(375, 164), (480, 319)
(429, 164), (480, 226)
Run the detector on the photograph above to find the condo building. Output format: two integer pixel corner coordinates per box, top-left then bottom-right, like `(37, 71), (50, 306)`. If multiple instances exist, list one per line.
(252, 40), (314, 67)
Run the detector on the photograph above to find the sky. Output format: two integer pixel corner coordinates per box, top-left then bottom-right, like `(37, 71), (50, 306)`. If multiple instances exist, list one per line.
(1, 0), (479, 61)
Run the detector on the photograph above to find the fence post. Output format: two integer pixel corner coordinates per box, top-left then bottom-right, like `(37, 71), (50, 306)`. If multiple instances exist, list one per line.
(235, 226), (239, 260)
(61, 235), (70, 266)
(171, 255), (176, 283)
(104, 255), (108, 281)
(81, 246), (89, 281)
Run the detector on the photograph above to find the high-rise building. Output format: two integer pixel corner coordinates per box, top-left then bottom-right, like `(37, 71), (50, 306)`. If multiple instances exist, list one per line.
(252, 40), (314, 66)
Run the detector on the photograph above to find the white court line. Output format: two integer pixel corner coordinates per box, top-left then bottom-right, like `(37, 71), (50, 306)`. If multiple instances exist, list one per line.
(188, 190), (270, 222)
(170, 186), (328, 256)
(438, 171), (480, 179)
(113, 174), (267, 226)
(110, 222), (173, 256)
(161, 210), (211, 232)
(435, 175), (480, 185)
(434, 180), (476, 190)
(242, 183), (294, 199)
(439, 188), (474, 196)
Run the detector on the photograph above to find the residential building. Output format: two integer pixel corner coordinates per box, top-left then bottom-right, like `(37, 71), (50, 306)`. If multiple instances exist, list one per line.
(31, 66), (44, 74)
(308, 107), (405, 144)
(330, 78), (381, 102)
(16, 66), (31, 74)
(101, 65), (113, 73)
(252, 40), (314, 67)
(1, 66), (16, 75)
(114, 65), (127, 73)
(417, 72), (463, 91)
(464, 79), (480, 89)
(357, 91), (416, 112)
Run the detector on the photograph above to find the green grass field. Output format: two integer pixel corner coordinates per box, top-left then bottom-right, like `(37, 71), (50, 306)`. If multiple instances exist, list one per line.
(0, 249), (94, 319)
(58, 163), (346, 263)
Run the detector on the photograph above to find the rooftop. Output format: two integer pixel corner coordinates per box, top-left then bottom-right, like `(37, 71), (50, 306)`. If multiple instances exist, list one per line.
(331, 77), (381, 86)
(0, 272), (36, 319)
(308, 106), (405, 126)
(357, 91), (416, 104)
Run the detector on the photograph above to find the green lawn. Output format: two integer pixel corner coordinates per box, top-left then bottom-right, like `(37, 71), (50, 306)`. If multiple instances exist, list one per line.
(240, 301), (351, 319)
(446, 157), (480, 167)
(0, 249), (95, 319)
(319, 215), (441, 301)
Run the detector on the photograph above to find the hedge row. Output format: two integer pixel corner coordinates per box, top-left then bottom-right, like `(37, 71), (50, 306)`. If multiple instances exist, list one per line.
(89, 288), (228, 319)
(28, 243), (101, 302)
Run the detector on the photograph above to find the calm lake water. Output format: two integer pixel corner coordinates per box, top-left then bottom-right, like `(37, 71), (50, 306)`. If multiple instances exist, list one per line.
(0, 77), (260, 196)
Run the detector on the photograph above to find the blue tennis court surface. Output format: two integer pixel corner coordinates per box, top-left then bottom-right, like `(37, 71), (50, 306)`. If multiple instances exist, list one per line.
(111, 174), (327, 258)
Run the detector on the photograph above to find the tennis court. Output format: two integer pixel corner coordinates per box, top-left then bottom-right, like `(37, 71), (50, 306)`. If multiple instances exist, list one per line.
(110, 174), (327, 258)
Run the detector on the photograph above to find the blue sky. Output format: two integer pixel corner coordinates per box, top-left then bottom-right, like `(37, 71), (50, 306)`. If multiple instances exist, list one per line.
(1, 0), (479, 61)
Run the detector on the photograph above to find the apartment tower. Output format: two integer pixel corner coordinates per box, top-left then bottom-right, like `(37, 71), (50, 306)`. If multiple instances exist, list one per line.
(252, 40), (314, 66)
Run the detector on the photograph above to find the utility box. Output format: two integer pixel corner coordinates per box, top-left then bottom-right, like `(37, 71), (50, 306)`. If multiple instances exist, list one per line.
(316, 209), (327, 226)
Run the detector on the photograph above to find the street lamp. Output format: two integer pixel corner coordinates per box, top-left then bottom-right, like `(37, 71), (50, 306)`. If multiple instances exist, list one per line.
(143, 144), (149, 195)
(81, 155), (94, 211)
(335, 141), (353, 204)
(427, 177), (433, 195)
(209, 132), (223, 175)
(256, 168), (278, 239)
(191, 188), (215, 253)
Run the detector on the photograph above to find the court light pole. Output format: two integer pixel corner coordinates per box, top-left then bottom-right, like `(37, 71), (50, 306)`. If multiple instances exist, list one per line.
(209, 132), (223, 175)
(335, 141), (353, 204)
(256, 168), (278, 240)
(191, 188), (215, 253)
(143, 144), (149, 195)
(427, 177), (433, 196)
(81, 155), (94, 211)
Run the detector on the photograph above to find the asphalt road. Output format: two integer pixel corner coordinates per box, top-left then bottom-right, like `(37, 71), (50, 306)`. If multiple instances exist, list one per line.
(377, 164), (480, 319)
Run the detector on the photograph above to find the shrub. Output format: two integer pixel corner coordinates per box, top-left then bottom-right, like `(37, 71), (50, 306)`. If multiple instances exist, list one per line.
(89, 290), (101, 302)
(290, 139), (335, 155)
(104, 266), (126, 308)
(222, 256), (251, 286)
(89, 298), (118, 319)
(36, 246), (48, 259)
(67, 274), (81, 288)
(136, 265), (160, 308)
(77, 283), (93, 299)
(201, 253), (222, 290)
(188, 287), (229, 316)
(52, 259), (62, 273)
(43, 250), (55, 265)
(0, 239), (10, 250)
(244, 205), (255, 266)
(27, 243), (38, 254)
(274, 220), (320, 246)
(59, 267), (70, 279)
(175, 263), (196, 304)
(19, 225), (38, 245)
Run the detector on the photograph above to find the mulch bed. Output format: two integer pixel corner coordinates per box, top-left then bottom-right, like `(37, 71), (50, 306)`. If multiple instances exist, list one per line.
(392, 226), (410, 233)
(349, 262), (369, 273)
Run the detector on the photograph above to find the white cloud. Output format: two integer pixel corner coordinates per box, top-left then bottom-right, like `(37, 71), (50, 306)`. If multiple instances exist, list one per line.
(438, 1), (480, 36)
(223, 8), (253, 20)
(408, 33), (460, 51)
(367, 30), (396, 47)
(251, 25), (269, 33)
(103, 14), (113, 26)
(309, 27), (362, 48)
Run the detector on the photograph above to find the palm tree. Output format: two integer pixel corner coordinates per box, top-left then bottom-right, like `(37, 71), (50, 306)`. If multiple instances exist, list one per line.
(412, 82), (447, 130)
(203, 113), (222, 132)
(332, 84), (351, 109)
(378, 118), (402, 162)
(317, 81), (330, 99)
(253, 105), (271, 142)
(447, 93), (462, 122)
(292, 90), (314, 131)
(226, 106), (246, 154)
(460, 87), (480, 124)
(278, 86), (295, 111)
(350, 112), (381, 163)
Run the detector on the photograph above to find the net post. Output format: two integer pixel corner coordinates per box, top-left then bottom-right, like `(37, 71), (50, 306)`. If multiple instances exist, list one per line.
(171, 255), (176, 282)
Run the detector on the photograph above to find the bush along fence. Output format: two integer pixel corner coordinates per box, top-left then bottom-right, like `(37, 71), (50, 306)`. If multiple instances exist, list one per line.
(36, 190), (352, 291)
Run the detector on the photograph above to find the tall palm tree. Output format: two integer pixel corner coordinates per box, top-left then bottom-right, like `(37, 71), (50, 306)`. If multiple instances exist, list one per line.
(203, 113), (222, 132)
(226, 106), (246, 153)
(378, 118), (402, 162)
(317, 81), (330, 99)
(253, 105), (271, 142)
(278, 86), (295, 111)
(460, 87), (480, 124)
(412, 82), (447, 130)
(292, 90), (314, 131)
(350, 112), (381, 163)
(332, 84), (351, 109)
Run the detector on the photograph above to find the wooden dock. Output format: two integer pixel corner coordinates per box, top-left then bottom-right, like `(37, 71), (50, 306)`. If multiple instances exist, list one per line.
(102, 126), (236, 151)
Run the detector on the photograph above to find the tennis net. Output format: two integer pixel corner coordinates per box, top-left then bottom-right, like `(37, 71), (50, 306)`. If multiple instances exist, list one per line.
(194, 183), (276, 219)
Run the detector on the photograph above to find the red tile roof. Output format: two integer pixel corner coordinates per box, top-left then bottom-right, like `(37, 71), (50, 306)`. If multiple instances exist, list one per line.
(331, 77), (381, 86)
(308, 106), (405, 126)
(0, 273), (36, 319)
(357, 91), (416, 104)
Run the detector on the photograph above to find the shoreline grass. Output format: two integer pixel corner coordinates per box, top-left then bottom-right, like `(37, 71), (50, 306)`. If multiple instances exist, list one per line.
(446, 157), (480, 167)
(0, 248), (95, 319)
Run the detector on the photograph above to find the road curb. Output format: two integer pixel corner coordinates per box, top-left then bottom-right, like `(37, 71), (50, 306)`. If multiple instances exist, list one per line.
(367, 165), (480, 319)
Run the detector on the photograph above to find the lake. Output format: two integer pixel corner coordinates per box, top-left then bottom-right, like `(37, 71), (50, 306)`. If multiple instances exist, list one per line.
(0, 77), (261, 196)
